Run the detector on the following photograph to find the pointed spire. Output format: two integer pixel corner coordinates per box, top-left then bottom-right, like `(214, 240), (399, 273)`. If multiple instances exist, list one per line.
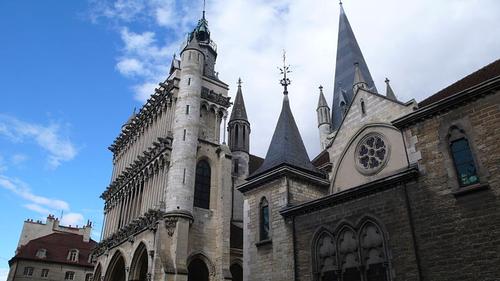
(385, 78), (397, 101)
(317, 85), (329, 108)
(331, 3), (377, 130)
(248, 92), (320, 179)
(229, 78), (248, 122)
(353, 62), (368, 91)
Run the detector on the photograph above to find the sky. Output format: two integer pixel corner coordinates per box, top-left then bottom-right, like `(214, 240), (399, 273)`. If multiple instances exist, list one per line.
(0, 0), (499, 279)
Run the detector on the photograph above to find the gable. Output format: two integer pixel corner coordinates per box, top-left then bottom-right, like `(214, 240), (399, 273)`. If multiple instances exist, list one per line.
(326, 88), (415, 192)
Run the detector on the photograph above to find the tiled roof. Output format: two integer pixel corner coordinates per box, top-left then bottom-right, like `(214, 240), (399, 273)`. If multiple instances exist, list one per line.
(10, 233), (97, 267)
(249, 154), (264, 175)
(248, 95), (322, 179)
(419, 59), (500, 107)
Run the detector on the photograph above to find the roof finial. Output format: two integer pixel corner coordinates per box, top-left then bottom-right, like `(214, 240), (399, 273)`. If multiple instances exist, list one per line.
(237, 77), (242, 88)
(319, 85), (323, 93)
(202, 0), (206, 19)
(339, 0), (342, 5)
(279, 50), (291, 95)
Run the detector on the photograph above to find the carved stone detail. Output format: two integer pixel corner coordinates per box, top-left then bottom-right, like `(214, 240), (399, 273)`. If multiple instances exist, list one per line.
(164, 217), (178, 237)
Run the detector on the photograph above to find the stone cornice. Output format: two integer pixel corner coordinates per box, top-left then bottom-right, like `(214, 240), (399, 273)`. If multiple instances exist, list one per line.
(109, 81), (175, 155)
(201, 86), (231, 108)
(101, 137), (172, 201)
(280, 166), (419, 218)
(237, 165), (329, 194)
(393, 76), (500, 128)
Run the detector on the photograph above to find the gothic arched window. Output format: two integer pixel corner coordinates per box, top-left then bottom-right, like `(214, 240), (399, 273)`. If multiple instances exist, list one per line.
(448, 126), (479, 187)
(312, 220), (391, 281)
(194, 160), (211, 209)
(260, 197), (270, 241)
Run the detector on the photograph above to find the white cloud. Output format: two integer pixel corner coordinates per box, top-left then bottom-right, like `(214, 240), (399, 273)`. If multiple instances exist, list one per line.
(24, 203), (52, 215)
(0, 268), (9, 281)
(11, 154), (27, 165)
(0, 115), (77, 168)
(91, 0), (500, 158)
(0, 175), (69, 211)
(61, 213), (85, 227)
(116, 58), (145, 76)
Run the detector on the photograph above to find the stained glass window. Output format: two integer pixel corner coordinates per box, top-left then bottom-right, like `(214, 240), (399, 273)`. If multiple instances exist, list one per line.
(450, 138), (479, 186)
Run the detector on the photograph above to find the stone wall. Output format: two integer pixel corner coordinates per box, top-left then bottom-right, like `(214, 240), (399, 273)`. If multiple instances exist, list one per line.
(10, 260), (93, 281)
(404, 91), (500, 280)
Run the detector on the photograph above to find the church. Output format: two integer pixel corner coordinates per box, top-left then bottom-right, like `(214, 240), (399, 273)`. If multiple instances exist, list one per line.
(92, 3), (500, 281)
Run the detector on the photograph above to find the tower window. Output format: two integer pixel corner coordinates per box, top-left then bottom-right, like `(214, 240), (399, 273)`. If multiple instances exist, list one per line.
(260, 197), (270, 241)
(194, 160), (211, 209)
(186, 105), (190, 114)
(234, 159), (239, 174)
(361, 99), (366, 115)
(183, 129), (186, 141)
(188, 78), (191, 86)
(450, 138), (479, 186)
(235, 125), (239, 146)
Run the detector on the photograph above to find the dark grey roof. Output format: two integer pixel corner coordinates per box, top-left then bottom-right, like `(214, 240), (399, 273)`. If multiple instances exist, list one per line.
(229, 82), (248, 122)
(248, 95), (322, 179)
(332, 3), (377, 130)
(317, 86), (329, 108)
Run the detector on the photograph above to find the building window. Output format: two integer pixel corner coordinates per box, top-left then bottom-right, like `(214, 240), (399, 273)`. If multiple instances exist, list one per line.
(361, 99), (366, 115)
(23, 267), (34, 276)
(260, 197), (270, 241)
(68, 249), (79, 262)
(41, 269), (49, 278)
(186, 105), (190, 114)
(450, 138), (479, 186)
(85, 273), (93, 281)
(65, 271), (75, 280)
(234, 159), (239, 174)
(194, 160), (211, 209)
(36, 248), (47, 259)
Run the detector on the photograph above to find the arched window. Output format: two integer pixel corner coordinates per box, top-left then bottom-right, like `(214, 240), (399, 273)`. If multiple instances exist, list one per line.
(194, 160), (211, 209)
(235, 125), (239, 146)
(361, 99), (366, 115)
(260, 197), (270, 241)
(360, 222), (389, 281)
(448, 126), (479, 187)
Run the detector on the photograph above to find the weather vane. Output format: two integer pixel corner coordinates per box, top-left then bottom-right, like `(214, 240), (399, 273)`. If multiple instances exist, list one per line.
(279, 50), (291, 95)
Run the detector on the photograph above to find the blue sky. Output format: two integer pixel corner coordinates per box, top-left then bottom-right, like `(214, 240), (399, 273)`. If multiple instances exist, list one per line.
(1, 0), (499, 279)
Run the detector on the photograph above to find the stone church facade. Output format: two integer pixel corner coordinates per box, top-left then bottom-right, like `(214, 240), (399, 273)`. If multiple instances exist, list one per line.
(92, 3), (500, 281)
(239, 3), (500, 281)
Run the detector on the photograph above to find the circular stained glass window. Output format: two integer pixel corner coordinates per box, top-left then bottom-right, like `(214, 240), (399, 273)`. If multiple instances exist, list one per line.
(355, 133), (390, 175)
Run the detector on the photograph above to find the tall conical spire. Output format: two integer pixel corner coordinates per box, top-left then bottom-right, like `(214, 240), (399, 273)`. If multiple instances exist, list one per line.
(249, 60), (320, 178)
(331, 3), (377, 130)
(317, 85), (329, 108)
(229, 78), (248, 121)
(353, 62), (368, 92)
(385, 78), (397, 101)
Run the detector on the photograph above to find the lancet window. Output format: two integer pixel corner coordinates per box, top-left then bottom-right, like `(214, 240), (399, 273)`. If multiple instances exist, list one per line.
(194, 160), (211, 209)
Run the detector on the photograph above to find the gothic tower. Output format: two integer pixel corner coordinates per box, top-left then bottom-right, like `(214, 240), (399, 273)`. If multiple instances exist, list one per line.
(316, 85), (331, 150)
(331, 2), (377, 131)
(228, 78), (250, 226)
(95, 11), (240, 281)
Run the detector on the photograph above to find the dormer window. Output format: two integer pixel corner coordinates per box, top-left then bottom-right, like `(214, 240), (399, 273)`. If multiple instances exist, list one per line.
(36, 248), (47, 259)
(68, 249), (79, 262)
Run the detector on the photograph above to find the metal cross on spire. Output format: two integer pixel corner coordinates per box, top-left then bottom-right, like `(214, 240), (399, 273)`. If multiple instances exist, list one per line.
(237, 77), (242, 87)
(279, 50), (291, 95)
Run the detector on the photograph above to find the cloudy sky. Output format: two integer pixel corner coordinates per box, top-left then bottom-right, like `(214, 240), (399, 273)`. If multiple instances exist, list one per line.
(0, 0), (499, 279)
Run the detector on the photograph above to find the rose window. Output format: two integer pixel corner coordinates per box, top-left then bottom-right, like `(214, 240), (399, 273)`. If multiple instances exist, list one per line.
(355, 134), (389, 175)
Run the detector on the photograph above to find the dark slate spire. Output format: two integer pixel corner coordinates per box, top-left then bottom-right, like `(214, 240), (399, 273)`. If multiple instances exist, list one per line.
(249, 56), (321, 178)
(331, 3), (377, 130)
(249, 95), (321, 178)
(229, 78), (248, 121)
(385, 78), (397, 101)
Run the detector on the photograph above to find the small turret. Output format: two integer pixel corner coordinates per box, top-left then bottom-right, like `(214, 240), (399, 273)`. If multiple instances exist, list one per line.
(228, 78), (250, 154)
(353, 62), (368, 93)
(317, 85), (331, 150)
(385, 77), (397, 101)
